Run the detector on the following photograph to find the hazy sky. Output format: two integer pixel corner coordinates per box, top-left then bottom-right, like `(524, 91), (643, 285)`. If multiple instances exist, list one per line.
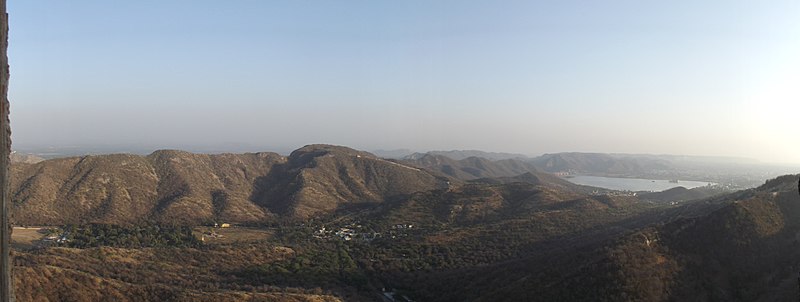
(7, 1), (800, 163)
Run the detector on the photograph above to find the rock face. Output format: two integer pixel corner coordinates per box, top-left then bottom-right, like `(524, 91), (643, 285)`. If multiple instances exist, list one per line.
(10, 145), (446, 225)
(1, 1), (12, 299)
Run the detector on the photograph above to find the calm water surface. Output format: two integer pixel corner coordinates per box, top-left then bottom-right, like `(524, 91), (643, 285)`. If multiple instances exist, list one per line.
(565, 175), (713, 192)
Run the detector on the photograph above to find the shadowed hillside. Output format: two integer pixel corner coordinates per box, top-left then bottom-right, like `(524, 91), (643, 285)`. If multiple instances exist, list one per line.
(400, 174), (800, 301)
(542, 174), (800, 301)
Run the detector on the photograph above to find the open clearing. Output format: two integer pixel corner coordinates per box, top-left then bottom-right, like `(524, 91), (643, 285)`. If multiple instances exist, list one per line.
(193, 226), (275, 245)
(11, 227), (48, 249)
(12, 226), (276, 248)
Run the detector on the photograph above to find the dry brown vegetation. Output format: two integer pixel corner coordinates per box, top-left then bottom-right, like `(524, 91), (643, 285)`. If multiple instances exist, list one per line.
(12, 245), (343, 302)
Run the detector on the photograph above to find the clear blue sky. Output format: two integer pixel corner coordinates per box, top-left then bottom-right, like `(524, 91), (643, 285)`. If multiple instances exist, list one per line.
(7, 1), (800, 163)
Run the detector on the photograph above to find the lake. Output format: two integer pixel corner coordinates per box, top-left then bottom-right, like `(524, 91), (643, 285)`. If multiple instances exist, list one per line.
(564, 175), (713, 192)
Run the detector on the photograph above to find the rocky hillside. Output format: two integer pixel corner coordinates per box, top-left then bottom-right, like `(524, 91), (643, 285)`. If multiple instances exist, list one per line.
(10, 145), (446, 225)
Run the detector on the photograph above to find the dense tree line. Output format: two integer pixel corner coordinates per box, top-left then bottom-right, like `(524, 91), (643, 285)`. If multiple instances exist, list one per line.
(61, 224), (201, 248)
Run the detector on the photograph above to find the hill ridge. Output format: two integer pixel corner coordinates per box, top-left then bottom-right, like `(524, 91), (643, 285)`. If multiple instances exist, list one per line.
(10, 145), (445, 225)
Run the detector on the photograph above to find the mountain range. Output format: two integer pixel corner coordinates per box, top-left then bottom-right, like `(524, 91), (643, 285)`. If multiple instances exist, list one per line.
(10, 145), (447, 225)
(14, 145), (605, 226)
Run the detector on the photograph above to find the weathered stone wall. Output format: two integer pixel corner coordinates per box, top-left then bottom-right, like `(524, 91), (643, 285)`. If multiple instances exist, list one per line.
(1, 0), (14, 300)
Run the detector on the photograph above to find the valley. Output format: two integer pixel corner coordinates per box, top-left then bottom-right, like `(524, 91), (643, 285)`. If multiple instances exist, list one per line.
(7, 145), (800, 301)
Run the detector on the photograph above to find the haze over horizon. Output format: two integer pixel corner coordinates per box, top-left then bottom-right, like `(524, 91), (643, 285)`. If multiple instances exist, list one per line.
(8, 142), (787, 167)
(7, 1), (800, 164)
